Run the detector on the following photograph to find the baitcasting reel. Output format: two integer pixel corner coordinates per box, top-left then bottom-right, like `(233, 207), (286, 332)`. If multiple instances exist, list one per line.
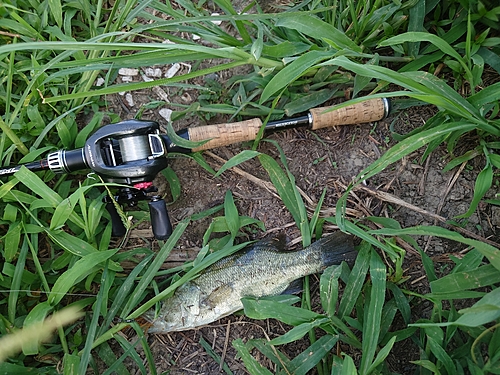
(1, 120), (175, 240)
(82, 120), (174, 240)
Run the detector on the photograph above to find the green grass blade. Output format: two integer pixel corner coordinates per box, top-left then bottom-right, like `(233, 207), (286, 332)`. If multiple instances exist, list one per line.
(309, 188), (326, 238)
(260, 50), (332, 103)
(338, 241), (370, 319)
(7, 238), (29, 323)
(102, 335), (144, 375)
(14, 167), (62, 207)
(251, 20), (264, 61)
(233, 339), (274, 375)
(262, 139), (311, 243)
(63, 352), (80, 374)
(326, 56), (480, 120)
(380, 32), (471, 78)
(371, 226), (500, 272)
(430, 264), (500, 294)
(50, 190), (81, 230)
(366, 336), (397, 374)
(456, 163), (492, 218)
(268, 318), (330, 346)
(242, 297), (323, 326)
(407, 0), (426, 57)
(0, 117), (29, 156)
(97, 342), (130, 375)
(79, 265), (109, 374)
(224, 190), (240, 239)
(98, 254), (154, 337)
(0, 363), (58, 375)
(359, 250), (386, 375)
(47, 0), (63, 28)
(286, 334), (338, 375)
(353, 121), (476, 184)
(119, 219), (189, 318)
(13, 167), (89, 230)
(130, 321), (157, 375)
(468, 81), (500, 107)
(387, 283), (411, 325)
(341, 355), (358, 375)
(161, 167), (181, 203)
(46, 229), (122, 271)
(21, 301), (53, 355)
(320, 265), (342, 318)
(4, 222), (21, 262)
(0, 179), (19, 200)
(477, 46), (500, 75)
(453, 288), (500, 327)
(48, 249), (117, 305)
(214, 150), (261, 177)
(427, 336), (456, 374)
(276, 14), (362, 52)
(250, 339), (292, 372)
(411, 359), (441, 373)
(258, 153), (302, 229)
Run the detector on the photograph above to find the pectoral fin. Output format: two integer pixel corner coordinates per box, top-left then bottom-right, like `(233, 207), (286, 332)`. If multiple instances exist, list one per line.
(202, 284), (234, 308)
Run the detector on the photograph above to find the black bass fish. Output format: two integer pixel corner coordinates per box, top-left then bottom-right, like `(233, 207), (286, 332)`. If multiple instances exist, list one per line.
(144, 231), (356, 333)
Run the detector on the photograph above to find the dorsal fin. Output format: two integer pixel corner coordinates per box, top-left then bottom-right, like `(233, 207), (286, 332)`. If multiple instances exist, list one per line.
(253, 232), (287, 252)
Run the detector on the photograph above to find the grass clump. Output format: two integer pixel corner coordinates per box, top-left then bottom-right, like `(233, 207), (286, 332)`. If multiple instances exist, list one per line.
(1, 0), (500, 374)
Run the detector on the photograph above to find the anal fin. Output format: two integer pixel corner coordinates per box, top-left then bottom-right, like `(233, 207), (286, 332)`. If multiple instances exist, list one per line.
(281, 278), (303, 295)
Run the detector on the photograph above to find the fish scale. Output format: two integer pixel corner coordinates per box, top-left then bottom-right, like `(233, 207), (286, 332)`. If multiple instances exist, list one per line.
(144, 231), (356, 333)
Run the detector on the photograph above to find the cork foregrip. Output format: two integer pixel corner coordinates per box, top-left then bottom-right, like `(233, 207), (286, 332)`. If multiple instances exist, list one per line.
(310, 98), (386, 130)
(188, 118), (263, 151)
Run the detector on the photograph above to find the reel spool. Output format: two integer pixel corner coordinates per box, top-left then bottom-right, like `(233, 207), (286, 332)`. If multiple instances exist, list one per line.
(118, 135), (152, 163)
(117, 134), (166, 164)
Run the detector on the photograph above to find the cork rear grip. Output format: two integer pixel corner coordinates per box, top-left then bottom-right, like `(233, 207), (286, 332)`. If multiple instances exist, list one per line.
(310, 98), (388, 130)
(188, 118), (263, 151)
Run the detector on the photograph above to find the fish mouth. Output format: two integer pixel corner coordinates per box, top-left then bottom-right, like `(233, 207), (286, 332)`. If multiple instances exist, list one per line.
(142, 309), (177, 334)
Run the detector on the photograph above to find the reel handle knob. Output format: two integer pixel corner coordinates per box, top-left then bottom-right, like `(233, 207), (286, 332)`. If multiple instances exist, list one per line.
(148, 196), (172, 240)
(105, 202), (127, 237)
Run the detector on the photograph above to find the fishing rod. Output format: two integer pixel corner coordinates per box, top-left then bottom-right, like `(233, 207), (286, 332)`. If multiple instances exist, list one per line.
(0, 97), (390, 240)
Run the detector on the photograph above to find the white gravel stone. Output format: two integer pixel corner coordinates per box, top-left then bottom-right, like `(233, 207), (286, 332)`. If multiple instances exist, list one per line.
(118, 68), (139, 76)
(211, 13), (222, 25)
(125, 93), (134, 107)
(159, 108), (173, 122)
(144, 67), (163, 77)
(95, 77), (105, 86)
(165, 63), (181, 78)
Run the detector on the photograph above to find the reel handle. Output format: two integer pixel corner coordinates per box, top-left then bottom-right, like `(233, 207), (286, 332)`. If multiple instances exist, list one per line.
(148, 197), (173, 240)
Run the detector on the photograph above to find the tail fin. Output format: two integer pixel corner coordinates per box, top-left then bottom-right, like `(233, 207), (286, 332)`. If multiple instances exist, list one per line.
(314, 231), (357, 268)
